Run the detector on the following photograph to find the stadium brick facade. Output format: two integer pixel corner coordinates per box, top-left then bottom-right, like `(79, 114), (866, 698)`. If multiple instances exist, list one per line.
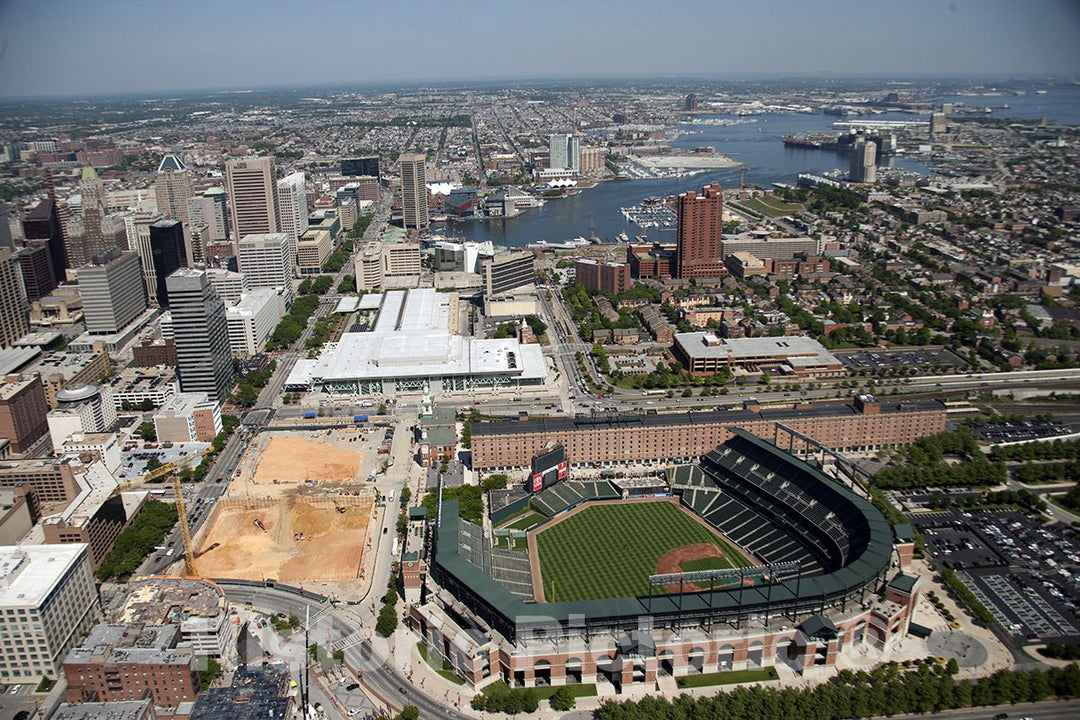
(470, 397), (946, 470)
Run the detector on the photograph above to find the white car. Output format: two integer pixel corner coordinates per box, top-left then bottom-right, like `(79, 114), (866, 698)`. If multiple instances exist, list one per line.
(346, 711), (360, 717)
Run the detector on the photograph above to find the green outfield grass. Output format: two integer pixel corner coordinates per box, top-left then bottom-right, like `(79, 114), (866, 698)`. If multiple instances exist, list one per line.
(533, 501), (751, 602)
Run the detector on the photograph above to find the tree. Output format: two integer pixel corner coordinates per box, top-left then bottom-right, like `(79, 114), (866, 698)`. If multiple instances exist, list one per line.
(550, 686), (576, 711)
(145, 457), (162, 472)
(233, 384), (258, 408)
(394, 708), (419, 720)
(138, 421), (157, 441)
(375, 603), (398, 637)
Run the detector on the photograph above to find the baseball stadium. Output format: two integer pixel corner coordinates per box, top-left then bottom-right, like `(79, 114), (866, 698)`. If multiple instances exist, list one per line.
(407, 429), (922, 692)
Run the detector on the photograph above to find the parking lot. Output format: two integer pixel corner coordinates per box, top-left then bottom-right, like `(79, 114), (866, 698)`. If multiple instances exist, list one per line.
(968, 420), (1077, 444)
(836, 347), (966, 372)
(119, 441), (211, 482)
(910, 508), (1080, 647)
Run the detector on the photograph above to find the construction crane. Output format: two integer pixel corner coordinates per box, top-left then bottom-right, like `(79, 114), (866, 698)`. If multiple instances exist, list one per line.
(172, 475), (197, 577)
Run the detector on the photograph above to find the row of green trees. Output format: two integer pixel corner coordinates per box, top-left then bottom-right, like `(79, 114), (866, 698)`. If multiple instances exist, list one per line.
(177, 414), (241, 482)
(598, 662), (1080, 720)
(470, 683), (577, 713)
(940, 568), (997, 625)
(268, 295), (321, 349)
(874, 429), (1004, 490)
(992, 437), (1080, 462)
(1014, 461), (1080, 485)
(375, 573), (399, 637)
(348, 213), (374, 238)
(299, 275), (334, 295)
(95, 500), (178, 581)
(926, 488), (1048, 514)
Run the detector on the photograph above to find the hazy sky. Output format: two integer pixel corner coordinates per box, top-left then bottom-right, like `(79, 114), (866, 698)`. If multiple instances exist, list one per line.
(0, 0), (1078, 98)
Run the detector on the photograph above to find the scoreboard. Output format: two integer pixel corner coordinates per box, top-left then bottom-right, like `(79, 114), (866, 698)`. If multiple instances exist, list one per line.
(528, 444), (568, 493)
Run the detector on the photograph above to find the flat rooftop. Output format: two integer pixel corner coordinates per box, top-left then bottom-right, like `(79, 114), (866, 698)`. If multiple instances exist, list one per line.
(52, 701), (152, 720)
(674, 333), (841, 364)
(0, 544), (87, 607)
(472, 398), (944, 438)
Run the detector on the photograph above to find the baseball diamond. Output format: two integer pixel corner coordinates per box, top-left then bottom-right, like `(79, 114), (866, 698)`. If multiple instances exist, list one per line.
(530, 498), (754, 602)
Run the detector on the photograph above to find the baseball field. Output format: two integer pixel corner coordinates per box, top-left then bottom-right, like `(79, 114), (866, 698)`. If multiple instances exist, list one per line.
(530, 498), (754, 603)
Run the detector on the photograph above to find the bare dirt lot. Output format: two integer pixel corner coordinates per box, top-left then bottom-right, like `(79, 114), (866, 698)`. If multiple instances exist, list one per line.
(196, 493), (373, 581)
(195, 430), (377, 582)
(252, 436), (365, 485)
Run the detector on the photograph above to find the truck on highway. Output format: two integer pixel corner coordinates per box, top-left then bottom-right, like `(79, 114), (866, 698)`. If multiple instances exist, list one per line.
(353, 414), (368, 423)
(303, 411), (316, 419)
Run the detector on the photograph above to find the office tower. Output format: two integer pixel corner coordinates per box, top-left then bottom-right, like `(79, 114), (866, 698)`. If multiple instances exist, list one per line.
(575, 259), (631, 295)
(22, 199), (69, 277)
(0, 374), (49, 454)
(166, 268), (234, 403)
(154, 154), (193, 222)
(685, 93), (699, 111)
(149, 220), (188, 307)
(186, 187), (229, 243)
(548, 134), (581, 173)
(77, 251), (147, 335)
(675, 184), (725, 279)
(399, 154), (429, 233)
(341, 156), (380, 179)
(14, 243), (57, 302)
(226, 288), (285, 357)
(0, 248), (29, 348)
(848, 136), (877, 183)
(204, 268), (248, 305)
(224, 156), (277, 251)
(124, 210), (164, 305)
(67, 166), (126, 268)
(0, 544), (100, 685)
(275, 171), (308, 270)
(0, 203), (12, 250)
(236, 233), (293, 307)
(481, 250), (535, 296)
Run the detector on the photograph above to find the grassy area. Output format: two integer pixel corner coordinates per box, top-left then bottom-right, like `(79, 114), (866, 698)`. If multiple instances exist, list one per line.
(501, 510), (548, 531)
(494, 536), (528, 551)
(675, 667), (779, 689)
(35, 676), (56, 693)
(534, 501), (750, 602)
(417, 642), (465, 685)
(481, 681), (597, 700)
(736, 196), (804, 218)
(680, 556), (731, 572)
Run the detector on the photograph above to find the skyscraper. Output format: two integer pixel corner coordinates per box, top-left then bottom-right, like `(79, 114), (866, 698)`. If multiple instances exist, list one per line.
(149, 220), (188, 308)
(0, 247), (29, 348)
(166, 268), (234, 403)
(237, 233), (293, 308)
(675, 184), (726, 279)
(275, 171), (308, 270)
(341, 156), (380, 179)
(225, 156), (278, 252)
(187, 189), (228, 243)
(684, 93), (699, 111)
(399, 154), (429, 233)
(14, 243), (57, 302)
(154, 155), (194, 223)
(848, 136), (877, 184)
(66, 166), (127, 268)
(77, 250), (147, 335)
(21, 199), (68, 279)
(548, 134), (581, 173)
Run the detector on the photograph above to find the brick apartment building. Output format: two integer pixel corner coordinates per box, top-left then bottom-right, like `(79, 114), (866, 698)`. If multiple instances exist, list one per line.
(63, 624), (199, 708)
(574, 259), (631, 295)
(0, 374), (49, 453)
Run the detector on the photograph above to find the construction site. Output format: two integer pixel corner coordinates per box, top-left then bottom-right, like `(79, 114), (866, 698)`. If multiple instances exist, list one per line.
(192, 430), (378, 582)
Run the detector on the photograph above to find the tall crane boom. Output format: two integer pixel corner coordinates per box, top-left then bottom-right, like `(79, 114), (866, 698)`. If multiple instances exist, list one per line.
(172, 475), (196, 576)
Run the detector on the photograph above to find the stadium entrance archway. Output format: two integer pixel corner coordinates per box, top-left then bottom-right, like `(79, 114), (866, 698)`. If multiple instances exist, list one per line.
(566, 658), (582, 684)
(534, 659), (551, 687)
(596, 655), (619, 690)
(748, 641), (765, 668)
(775, 637), (798, 673)
(659, 650), (675, 676)
(717, 644), (734, 671)
(853, 622), (866, 646)
(688, 647), (706, 674)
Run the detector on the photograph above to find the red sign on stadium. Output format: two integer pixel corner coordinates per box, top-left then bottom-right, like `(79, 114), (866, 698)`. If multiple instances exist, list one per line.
(557, 461), (568, 479)
(532, 474), (544, 492)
